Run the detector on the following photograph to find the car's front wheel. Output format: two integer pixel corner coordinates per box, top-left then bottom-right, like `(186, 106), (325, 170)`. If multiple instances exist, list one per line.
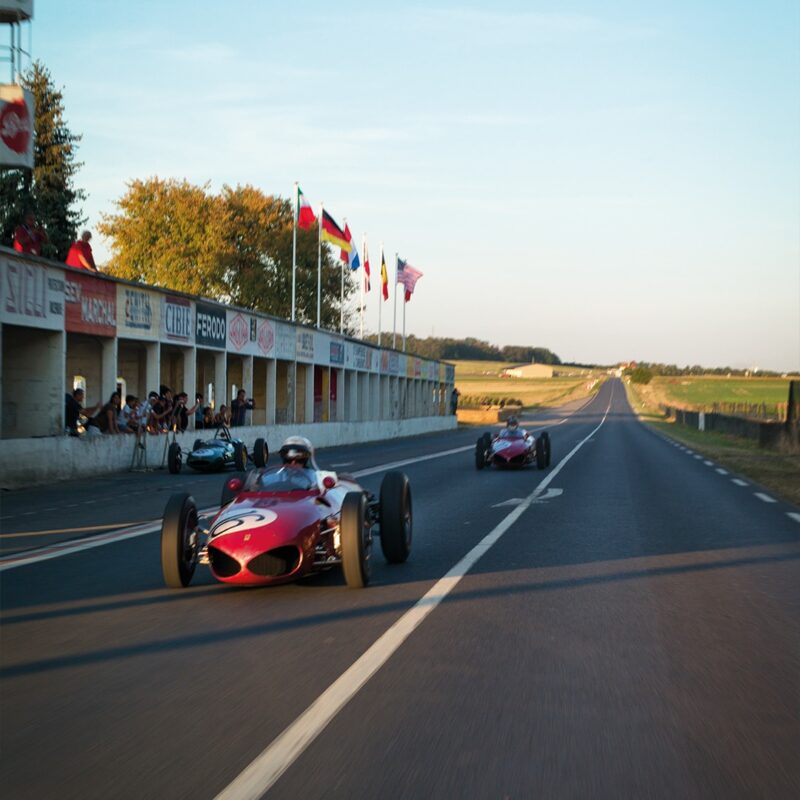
(167, 442), (182, 474)
(161, 493), (198, 588)
(475, 436), (486, 470)
(536, 436), (547, 469)
(341, 492), (371, 588)
(379, 471), (412, 563)
(252, 438), (268, 468)
(234, 442), (247, 472)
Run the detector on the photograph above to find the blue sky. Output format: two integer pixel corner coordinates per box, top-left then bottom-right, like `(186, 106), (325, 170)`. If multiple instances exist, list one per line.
(25, 1), (800, 370)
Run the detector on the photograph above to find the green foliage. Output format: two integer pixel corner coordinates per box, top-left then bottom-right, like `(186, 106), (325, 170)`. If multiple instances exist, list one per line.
(99, 179), (354, 330)
(0, 61), (86, 259)
(365, 334), (561, 364)
(629, 367), (654, 385)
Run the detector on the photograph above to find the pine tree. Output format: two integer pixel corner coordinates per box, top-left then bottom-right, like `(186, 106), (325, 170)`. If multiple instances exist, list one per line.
(0, 61), (86, 259)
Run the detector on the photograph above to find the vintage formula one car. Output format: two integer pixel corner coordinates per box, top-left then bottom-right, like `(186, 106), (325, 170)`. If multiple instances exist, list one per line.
(160, 466), (412, 589)
(475, 426), (551, 470)
(167, 425), (268, 474)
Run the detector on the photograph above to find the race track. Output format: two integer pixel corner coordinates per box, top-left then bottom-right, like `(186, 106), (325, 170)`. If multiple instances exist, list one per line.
(2, 379), (798, 799)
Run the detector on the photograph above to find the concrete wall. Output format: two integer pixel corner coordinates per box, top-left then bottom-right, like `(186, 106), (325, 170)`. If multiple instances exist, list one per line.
(0, 414), (458, 489)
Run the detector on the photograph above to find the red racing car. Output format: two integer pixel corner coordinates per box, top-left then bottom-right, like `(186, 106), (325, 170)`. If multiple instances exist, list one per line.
(160, 464), (412, 589)
(475, 423), (551, 470)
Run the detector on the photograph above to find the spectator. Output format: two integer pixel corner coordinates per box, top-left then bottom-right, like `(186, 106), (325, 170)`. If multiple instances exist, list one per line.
(202, 406), (214, 428)
(450, 387), (461, 415)
(64, 388), (100, 435)
(88, 392), (122, 434)
(230, 389), (255, 427)
(137, 391), (159, 433)
(65, 230), (97, 271)
(150, 386), (173, 431)
(194, 393), (205, 429)
(213, 404), (230, 427)
(118, 394), (139, 433)
(171, 392), (197, 433)
(13, 210), (47, 256)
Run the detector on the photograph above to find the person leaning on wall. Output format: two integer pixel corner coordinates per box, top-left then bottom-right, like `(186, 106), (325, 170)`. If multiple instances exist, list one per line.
(65, 230), (97, 271)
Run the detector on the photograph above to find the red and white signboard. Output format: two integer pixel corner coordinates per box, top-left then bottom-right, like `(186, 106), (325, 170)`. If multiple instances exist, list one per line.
(0, 84), (34, 169)
(65, 272), (117, 336)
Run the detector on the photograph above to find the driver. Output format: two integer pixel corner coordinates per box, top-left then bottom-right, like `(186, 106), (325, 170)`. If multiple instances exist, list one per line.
(506, 416), (519, 430)
(278, 436), (337, 490)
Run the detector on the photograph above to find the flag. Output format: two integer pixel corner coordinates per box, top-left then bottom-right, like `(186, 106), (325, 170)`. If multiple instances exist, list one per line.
(396, 258), (423, 302)
(363, 238), (371, 292)
(380, 247), (389, 300)
(296, 186), (316, 230)
(340, 224), (360, 270)
(321, 210), (351, 253)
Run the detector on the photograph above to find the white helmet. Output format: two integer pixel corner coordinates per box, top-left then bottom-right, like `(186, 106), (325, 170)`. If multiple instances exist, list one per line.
(279, 435), (316, 468)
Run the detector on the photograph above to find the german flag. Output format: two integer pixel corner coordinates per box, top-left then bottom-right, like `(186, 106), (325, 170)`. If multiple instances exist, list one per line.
(321, 210), (351, 253)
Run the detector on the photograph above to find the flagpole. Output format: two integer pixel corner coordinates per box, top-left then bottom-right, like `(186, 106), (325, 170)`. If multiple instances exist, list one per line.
(377, 242), (383, 347)
(291, 182), (298, 323)
(392, 252), (398, 349)
(317, 203), (323, 329)
(360, 234), (365, 340)
(403, 292), (406, 352)
(340, 218), (346, 335)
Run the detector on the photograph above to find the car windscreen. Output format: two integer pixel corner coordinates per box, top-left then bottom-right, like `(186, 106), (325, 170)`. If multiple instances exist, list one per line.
(499, 429), (524, 439)
(245, 466), (317, 492)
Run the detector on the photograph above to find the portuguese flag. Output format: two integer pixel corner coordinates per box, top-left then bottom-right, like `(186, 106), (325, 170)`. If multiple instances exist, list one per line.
(321, 210), (351, 253)
(297, 186), (316, 230)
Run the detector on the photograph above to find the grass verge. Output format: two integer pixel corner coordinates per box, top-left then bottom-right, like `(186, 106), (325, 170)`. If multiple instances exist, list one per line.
(624, 381), (800, 507)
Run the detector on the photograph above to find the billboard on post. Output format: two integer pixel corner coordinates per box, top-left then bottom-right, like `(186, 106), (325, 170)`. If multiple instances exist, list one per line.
(0, 85), (34, 169)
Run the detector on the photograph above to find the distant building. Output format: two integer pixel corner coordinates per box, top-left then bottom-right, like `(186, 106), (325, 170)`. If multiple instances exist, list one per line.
(500, 363), (554, 379)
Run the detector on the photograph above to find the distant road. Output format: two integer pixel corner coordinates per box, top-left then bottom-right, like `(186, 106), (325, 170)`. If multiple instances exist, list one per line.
(2, 380), (798, 799)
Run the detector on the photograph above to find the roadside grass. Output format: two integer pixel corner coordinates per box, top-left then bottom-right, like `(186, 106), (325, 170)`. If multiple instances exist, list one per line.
(453, 361), (602, 409)
(644, 375), (794, 414)
(625, 381), (800, 507)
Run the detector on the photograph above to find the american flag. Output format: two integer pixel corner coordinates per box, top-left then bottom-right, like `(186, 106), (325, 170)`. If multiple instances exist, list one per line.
(396, 258), (423, 301)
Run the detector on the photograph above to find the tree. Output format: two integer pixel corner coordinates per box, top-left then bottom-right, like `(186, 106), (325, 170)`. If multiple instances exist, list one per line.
(100, 179), (355, 329)
(0, 61), (86, 258)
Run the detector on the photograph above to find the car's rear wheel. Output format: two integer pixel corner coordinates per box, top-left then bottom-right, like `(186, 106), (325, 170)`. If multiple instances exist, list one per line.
(167, 442), (182, 474)
(341, 491), (371, 588)
(253, 437), (268, 468)
(536, 436), (547, 469)
(234, 442), (247, 472)
(475, 436), (486, 470)
(541, 432), (552, 467)
(161, 493), (198, 588)
(379, 471), (412, 563)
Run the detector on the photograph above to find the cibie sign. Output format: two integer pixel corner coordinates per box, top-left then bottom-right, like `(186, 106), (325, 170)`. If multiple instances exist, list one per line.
(0, 84), (33, 169)
(162, 295), (193, 343)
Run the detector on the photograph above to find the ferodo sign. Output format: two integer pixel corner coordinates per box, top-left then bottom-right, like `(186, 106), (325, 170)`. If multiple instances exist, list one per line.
(0, 84), (34, 169)
(196, 302), (226, 348)
(65, 272), (116, 336)
(162, 295), (194, 344)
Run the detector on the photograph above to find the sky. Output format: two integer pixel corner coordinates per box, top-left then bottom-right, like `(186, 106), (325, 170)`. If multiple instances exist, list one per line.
(18, 0), (800, 371)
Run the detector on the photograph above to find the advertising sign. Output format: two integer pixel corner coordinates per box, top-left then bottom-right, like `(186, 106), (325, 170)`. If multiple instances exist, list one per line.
(0, 84), (34, 169)
(162, 295), (193, 344)
(64, 272), (116, 336)
(330, 341), (345, 365)
(296, 330), (314, 361)
(0, 257), (64, 331)
(274, 323), (296, 360)
(195, 301), (226, 348)
(381, 350), (400, 375)
(226, 310), (275, 356)
(117, 286), (159, 339)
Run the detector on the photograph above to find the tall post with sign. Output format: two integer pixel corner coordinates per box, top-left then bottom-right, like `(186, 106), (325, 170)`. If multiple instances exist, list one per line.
(1, 2), (34, 171)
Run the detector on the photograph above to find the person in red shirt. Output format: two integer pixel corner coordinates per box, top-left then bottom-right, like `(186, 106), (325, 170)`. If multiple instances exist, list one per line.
(65, 230), (97, 271)
(13, 211), (47, 255)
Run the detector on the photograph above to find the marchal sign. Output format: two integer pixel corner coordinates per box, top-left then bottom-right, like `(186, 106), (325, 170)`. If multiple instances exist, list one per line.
(65, 273), (116, 336)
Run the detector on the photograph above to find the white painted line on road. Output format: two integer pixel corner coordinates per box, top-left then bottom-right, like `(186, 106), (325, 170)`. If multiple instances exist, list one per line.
(491, 498), (525, 508)
(703, 460), (713, 466)
(754, 493), (777, 504)
(685, 449), (694, 454)
(213, 388), (615, 800)
(788, 513), (800, 524)
(693, 454), (703, 460)
(716, 468), (728, 475)
(731, 479), (748, 487)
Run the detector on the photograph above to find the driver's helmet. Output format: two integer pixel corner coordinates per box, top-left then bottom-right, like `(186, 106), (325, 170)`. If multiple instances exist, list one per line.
(506, 416), (519, 430)
(279, 435), (316, 468)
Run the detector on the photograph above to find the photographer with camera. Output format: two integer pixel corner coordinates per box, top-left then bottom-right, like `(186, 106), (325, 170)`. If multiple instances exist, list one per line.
(230, 389), (255, 427)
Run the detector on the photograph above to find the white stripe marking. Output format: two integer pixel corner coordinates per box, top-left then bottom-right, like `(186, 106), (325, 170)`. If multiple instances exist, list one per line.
(693, 454), (703, 460)
(754, 493), (777, 504)
(787, 513), (800, 524)
(715, 468), (728, 475)
(731, 478), (748, 487)
(703, 460), (713, 466)
(213, 390), (615, 800)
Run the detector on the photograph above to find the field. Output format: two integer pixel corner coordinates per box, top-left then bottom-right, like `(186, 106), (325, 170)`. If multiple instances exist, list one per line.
(639, 376), (794, 418)
(454, 361), (600, 409)
(625, 380), (800, 506)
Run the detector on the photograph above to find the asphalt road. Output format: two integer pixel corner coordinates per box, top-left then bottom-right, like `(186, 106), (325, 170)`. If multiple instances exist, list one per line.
(1, 379), (798, 799)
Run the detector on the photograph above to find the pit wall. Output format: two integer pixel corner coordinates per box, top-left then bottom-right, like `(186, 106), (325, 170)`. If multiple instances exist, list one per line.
(0, 415), (457, 490)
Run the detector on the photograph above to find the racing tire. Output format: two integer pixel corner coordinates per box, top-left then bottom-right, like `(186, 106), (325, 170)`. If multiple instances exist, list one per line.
(193, 439), (203, 452)
(379, 471), (412, 564)
(167, 442), (182, 474)
(541, 432), (552, 467)
(161, 493), (198, 588)
(536, 436), (547, 470)
(341, 491), (371, 588)
(475, 436), (486, 470)
(234, 442), (247, 472)
(253, 438), (268, 468)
